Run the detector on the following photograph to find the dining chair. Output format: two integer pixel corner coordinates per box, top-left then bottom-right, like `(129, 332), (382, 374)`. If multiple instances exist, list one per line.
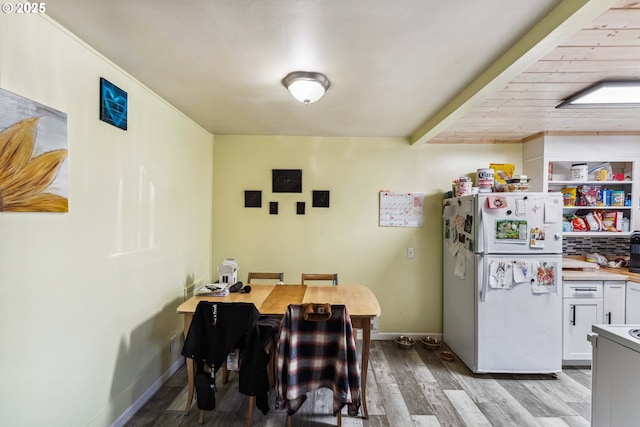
(275, 303), (361, 426)
(247, 272), (284, 284)
(301, 273), (338, 286)
(181, 301), (276, 426)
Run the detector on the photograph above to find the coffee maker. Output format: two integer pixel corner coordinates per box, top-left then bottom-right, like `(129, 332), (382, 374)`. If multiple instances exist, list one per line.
(630, 232), (640, 273)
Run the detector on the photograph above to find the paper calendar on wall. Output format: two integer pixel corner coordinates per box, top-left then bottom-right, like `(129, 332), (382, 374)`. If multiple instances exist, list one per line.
(379, 191), (424, 227)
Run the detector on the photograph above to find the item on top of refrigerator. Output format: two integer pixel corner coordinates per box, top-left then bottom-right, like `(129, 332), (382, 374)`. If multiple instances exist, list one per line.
(505, 175), (530, 192)
(577, 185), (600, 206)
(489, 163), (515, 192)
(476, 168), (494, 192)
(584, 211), (604, 231)
(454, 176), (473, 197)
(561, 187), (577, 206)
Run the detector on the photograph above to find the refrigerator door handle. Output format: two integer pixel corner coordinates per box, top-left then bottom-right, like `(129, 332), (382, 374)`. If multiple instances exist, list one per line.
(479, 253), (488, 302)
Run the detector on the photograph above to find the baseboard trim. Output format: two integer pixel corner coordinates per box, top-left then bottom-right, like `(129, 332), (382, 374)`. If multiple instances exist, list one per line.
(110, 357), (185, 427)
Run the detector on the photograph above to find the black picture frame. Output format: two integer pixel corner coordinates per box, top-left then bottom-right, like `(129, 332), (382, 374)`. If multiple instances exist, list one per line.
(270, 201), (278, 215)
(312, 190), (330, 208)
(297, 202), (306, 215)
(272, 169), (302, 193)
(244, 190), (262, 208)
(99, 77), (128, 130)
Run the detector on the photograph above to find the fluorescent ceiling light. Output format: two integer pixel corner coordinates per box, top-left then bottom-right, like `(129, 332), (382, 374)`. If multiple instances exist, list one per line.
(557, 81), (640, 108)
(282, 71), (330, 104)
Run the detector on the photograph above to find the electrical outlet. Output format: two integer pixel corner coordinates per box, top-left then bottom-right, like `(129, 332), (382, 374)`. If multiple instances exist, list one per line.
(407, 247), (415, 259)
(169, 335), (177, 354)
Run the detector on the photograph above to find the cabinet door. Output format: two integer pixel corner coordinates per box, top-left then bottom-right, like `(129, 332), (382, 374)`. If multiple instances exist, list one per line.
(563, 298), (603, 362)
(626, 281), (640, 323)
(604, 281), (626, 324)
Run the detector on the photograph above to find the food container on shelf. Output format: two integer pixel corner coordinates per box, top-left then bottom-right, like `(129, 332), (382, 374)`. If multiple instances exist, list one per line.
(562, 187), (577, 206)
(570, 163), (588, 181)
(598, 189), (612, 206)
(611, 190), (625, 206)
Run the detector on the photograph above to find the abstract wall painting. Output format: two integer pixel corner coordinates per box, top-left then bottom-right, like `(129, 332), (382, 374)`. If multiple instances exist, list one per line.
(99, 77), (128, 130)
(0, 88), (68, 212)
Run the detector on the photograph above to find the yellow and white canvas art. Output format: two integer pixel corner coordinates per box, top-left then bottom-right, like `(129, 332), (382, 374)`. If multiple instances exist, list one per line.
(0, 88), (68, 212)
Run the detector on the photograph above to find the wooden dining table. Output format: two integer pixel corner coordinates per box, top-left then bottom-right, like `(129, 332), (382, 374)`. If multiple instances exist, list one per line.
(176, 284), (381, 419)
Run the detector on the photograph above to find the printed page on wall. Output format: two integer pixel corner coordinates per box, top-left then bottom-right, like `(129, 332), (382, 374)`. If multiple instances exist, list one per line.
(379, 191), (424, 227)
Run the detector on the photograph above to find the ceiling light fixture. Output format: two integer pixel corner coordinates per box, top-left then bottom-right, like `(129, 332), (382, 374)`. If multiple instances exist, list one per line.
(557, 81), (640, 108)
(282, 71), (330, 105)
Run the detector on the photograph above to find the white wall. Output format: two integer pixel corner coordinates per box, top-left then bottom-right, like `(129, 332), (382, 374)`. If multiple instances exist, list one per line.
(0, 14), (213, 426)
(212, 136), (523, 334)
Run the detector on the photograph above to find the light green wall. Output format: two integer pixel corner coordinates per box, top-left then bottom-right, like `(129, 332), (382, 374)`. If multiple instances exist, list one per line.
(0, 14), (213, 426)
(0, 12), (526, 426)
(212, 136), (523, 333)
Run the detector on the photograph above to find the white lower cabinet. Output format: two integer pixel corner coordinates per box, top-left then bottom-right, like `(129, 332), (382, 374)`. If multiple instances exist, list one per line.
(626, 281), (640, 323)
(604, 281), (626, 324)
(562, 280), (626, 365)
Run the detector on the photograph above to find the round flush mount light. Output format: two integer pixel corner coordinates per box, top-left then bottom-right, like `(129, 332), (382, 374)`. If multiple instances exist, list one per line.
(282, 71), (330, 104)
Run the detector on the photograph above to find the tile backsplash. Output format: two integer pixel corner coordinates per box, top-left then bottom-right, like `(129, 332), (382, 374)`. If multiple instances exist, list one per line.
(563, 236), (630, 257)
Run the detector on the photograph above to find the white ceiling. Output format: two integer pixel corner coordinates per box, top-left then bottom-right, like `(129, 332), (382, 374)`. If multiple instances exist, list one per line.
(46, 0), (635, 144)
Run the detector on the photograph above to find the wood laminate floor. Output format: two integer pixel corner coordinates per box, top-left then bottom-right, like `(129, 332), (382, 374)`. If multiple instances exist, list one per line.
(124, 341), (592, 427)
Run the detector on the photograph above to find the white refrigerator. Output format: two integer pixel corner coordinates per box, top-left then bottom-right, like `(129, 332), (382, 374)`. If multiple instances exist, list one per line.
(442, 192), (563, 373)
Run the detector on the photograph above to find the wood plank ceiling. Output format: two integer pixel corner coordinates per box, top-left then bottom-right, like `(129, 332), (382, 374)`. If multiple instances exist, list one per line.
(423, 0), (640, 144)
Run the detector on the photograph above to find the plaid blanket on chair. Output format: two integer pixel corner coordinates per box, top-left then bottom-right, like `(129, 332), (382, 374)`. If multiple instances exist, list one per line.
(275, 304), (361, 416)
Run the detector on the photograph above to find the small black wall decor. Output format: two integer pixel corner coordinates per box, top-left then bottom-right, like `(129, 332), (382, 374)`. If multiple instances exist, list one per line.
(99, 77), (128, 130)
(297, 202), (305, 215)
(244, 190), (262, 208)
(312, 190), (330, 208)
(270, 201), (278, 215)
(272, 169), (302, 193)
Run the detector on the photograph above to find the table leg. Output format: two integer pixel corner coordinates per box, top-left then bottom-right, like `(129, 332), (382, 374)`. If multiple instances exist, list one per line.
(183, 313), (195, 415)
(184, 357), (195, 415)
(360, 318), (371, 419)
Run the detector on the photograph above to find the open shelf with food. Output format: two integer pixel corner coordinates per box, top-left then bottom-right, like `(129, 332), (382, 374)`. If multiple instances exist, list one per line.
(522, 134), (640, 236)
(549, 162), (633, 235)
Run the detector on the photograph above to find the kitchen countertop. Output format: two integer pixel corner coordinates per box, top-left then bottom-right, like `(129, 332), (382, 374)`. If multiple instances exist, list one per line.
(563, 266), (640, 282)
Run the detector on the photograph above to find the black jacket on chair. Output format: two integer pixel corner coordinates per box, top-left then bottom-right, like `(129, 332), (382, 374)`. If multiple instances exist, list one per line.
(181, 301), (271, 414)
